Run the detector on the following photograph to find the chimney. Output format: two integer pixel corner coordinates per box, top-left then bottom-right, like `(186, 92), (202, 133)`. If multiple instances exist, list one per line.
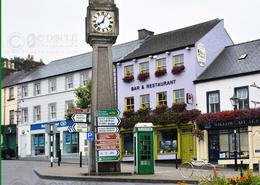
(138, 29), (154, 40)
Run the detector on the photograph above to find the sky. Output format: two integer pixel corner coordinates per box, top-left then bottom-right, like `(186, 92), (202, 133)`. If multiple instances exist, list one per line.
(3, 0), (260, 64)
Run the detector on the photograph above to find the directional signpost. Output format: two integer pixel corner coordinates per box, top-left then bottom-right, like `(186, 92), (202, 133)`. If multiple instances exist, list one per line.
(72, 114), (87, 123)
(96, 109), (121, 163)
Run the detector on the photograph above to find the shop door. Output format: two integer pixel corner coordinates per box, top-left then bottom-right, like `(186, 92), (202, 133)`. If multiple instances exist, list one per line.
(138, 132), (154, 174)
(20, 135), (26, 158)
(181, 128), (194, 162)
(6, 133), (16, 151)
(208, 134), (219, 163)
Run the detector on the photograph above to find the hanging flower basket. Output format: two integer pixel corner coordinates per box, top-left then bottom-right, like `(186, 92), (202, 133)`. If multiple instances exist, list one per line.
(172, 65), (185, 75)
(137, 72), (149, 81)
(171, 103), (187, 112)
(123, 109), (135, 118)
(192, 129), (204, 141)
(154, 104), (168, 114)
(155, 68), (167, 77)
(122, 75), (134, 83)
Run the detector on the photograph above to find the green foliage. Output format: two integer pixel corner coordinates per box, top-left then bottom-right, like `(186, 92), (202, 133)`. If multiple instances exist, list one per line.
(74, 80), (91, 109)
(64, 80), (91, 120)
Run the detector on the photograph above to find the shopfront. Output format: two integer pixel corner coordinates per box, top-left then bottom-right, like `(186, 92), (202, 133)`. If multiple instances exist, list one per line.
(2, 125), (17, 156)
(30, 120), (77, 157)
(121, 124), (196, 162)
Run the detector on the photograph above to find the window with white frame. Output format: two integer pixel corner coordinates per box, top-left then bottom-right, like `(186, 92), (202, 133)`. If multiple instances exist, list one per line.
(66, 75), (73, 89)
(34, 82), (41, 96)
(22, 85), (28, 97)
(10, 110), (15, 124)
(173, 89), (185, 104)
(49, 103), (56, 120)
(172, 54), (184, 67)
(207, 91), (220, 113)
(140, 94), (150, 109)
(9, 87), (14, 100)
(49, 79), (57, 93)
(80, 72), (89, 86)
(22, 108), (28, 123)
(65, 100), (74, 111)
(235, 87), (249, 110)
(34, 106), (41, 122)
(156, 58), (166, 70)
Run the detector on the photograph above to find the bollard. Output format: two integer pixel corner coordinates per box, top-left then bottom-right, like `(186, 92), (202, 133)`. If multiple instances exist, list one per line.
(175, 153), (178, 169)
(58, 149), (61, 167)
(80, 152), (82, 168)
(240, 161), (243, 177)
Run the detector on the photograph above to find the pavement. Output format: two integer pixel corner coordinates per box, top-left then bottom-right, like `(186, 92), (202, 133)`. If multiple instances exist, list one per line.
(34, 162), (242, 184)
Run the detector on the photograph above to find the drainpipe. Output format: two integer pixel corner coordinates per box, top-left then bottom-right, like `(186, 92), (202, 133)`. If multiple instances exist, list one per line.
(248, 126), (253, 170)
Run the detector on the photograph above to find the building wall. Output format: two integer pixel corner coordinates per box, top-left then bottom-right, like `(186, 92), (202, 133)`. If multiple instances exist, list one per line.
(195, 20), (234, 77)
(1, 86), (18, 126)
(17, 70), (91, 157)
(195, 73), (260, 113)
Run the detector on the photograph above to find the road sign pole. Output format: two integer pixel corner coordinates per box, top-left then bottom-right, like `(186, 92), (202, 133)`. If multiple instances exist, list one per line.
(50, 124), (54, 167)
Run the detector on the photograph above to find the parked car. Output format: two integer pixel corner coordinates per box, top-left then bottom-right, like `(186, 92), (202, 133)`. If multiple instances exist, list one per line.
(1, 147), (15, 159)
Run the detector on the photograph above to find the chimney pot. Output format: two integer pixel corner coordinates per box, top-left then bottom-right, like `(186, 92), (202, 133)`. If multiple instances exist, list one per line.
(138, 29), (154, 40)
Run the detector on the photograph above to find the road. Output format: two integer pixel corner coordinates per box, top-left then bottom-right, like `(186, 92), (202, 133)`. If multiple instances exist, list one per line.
(2, 160), (181, 185)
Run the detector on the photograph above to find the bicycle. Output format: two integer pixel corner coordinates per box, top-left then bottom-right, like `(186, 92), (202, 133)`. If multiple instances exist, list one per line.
(179, 159), (217, 179)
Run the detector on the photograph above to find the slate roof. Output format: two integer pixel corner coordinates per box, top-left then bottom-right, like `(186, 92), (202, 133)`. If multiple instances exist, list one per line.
(122, 18), (221, 61)
(2, 70), (32, 88)
(194, 39), (260, 83)
(19, 39), (144, 84)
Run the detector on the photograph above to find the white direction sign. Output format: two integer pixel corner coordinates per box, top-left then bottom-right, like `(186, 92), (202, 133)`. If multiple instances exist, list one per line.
(98, 150), (120, 157)
(72, 114), (87, 123)
(97, 117), (120, 126)
(75, 123), (88, 132)
(97, 127), (119, 133)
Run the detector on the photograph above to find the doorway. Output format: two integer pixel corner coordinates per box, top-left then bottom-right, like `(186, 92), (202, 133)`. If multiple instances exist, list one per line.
(181, 127), (195, 162)
(20, 135), (26, 158)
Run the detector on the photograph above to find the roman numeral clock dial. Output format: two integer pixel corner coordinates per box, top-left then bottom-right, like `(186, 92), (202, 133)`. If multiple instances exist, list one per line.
(92, 11), (114, 33)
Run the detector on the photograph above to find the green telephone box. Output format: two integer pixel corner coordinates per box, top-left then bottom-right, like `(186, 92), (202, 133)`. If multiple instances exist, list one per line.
(134, 123), (154, 174)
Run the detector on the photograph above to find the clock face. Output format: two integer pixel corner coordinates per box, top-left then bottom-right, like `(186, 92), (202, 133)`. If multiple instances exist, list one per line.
(92, 11), (114, 33)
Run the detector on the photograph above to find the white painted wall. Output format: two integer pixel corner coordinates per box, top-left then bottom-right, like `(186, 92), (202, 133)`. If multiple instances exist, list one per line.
(195, 73), (260, 113)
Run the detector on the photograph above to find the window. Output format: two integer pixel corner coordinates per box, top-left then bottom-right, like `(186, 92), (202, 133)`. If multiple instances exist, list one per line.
(34, 82), (41, 96)
(65, 100), (74, 111)
(218, 128), (249, 159)
(49, 79), (56, 93)
(172, 54), (184, 67)
(157, 92), (167, 106)
(80, 72), (89, 86)
(125, 97), (134, 111)
(22, 108), (28, 123)
(124, 65), (134, 77)
(63, 132), (79, 154)
(173, 89), (185, 104)
(49, 103), (56, 120)
(156, 58), (166, 70)
(140, 94), (150, 109)
(10, 110), (15, 124)
(9, 87), (14, 100)
(207, 91), (220, 113)
(123, 133), (133, 156)
(139, 62), (149, 73)
(34, 106), (41, 122)
(66, 75), (74, 89)
(235, 87), (249, 109)
(22, 85), (28, 97)
(32, 134), (45, 156)
(158, 129), (178, 153)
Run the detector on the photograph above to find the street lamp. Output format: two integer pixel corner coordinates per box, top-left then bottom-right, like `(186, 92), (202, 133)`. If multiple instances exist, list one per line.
(230, 94), (239, 171)
(230, 94), (239, 110)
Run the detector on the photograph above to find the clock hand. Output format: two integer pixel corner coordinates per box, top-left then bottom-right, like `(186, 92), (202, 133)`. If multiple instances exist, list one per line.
(101, 16), (105, 24)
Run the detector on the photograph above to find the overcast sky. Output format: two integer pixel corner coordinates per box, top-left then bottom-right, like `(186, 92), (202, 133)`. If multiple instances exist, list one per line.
(3, 0), (260, 63)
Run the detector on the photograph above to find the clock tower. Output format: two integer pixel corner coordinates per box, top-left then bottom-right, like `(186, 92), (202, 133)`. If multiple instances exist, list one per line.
(86, 0), (120, 173)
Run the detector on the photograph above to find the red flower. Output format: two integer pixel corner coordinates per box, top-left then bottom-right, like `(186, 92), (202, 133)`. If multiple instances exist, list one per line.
(122, 75), (134, 83)
(137, 72), (149, 81)
(155, 68), (167, 77)
(172, 65), (185, 75)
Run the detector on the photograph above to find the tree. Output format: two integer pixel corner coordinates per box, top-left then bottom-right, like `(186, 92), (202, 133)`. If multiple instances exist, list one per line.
(65, 80), (91, 119)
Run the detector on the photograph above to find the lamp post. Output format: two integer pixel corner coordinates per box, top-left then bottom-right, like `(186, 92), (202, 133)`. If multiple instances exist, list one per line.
(230, 94), (239, 171)
(15, 109), (21, 159)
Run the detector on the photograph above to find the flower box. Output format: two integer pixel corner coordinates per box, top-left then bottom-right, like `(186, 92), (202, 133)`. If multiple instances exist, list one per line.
(171, 103), (186, 112)
(172, 65), (185, 75)
(137, 72), (149, 81)
(155, 68), (167, 77)
(122, 75), (134, 83)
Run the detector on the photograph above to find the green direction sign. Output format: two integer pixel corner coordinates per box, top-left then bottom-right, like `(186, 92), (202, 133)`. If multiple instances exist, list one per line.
(97, 156), (119, 162)
(96, 109), (120, 117)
